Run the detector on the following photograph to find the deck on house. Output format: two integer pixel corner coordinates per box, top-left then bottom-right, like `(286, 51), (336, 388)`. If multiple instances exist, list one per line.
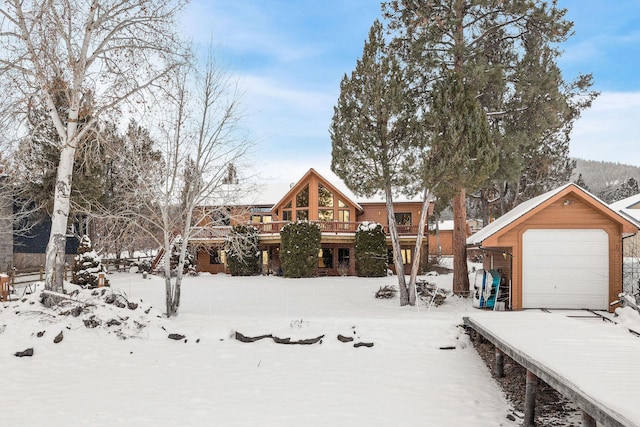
(463, 311), (640, 427)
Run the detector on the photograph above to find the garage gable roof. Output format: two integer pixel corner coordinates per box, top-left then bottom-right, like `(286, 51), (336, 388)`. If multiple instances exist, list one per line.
(468, 183), (639, 247)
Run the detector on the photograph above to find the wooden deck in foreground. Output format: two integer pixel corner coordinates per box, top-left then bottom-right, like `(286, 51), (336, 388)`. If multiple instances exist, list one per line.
(463, 311), (640, 427)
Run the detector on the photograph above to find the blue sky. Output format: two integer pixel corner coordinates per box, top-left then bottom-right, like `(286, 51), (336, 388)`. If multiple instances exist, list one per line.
(181, 1), (640, 181)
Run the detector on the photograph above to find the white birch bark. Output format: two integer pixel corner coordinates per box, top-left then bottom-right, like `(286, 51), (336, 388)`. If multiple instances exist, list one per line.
(408, 189), (432, 303)
(385, 186), (411, 306)
(0, 0), (188, 292)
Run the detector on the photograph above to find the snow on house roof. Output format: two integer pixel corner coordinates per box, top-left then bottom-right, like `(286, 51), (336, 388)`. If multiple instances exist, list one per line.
(610, 193), (640, 224)
(467, 182), (637, 246)
(202, 165), (430, 209)
(430, 220), (454, 231)
(247, 166), (426, 208)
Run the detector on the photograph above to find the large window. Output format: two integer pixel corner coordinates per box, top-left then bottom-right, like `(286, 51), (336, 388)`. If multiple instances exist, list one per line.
(209, 249), (223, 265)
(282, 210), (292, 221)
(338, 209), (350, 230)
(296, 210), (309, 221)
(401, 248), (412, 264)
(319, 209), (334, 221)
(387, 248), (412, 265)
(338, 248), (350, 266)
(252, 215), (272, 223)
(318, 184), (334, 207)
(319, 248), (333, 268)
(296, 184), (309, 208)
(395, 212), (412, 225)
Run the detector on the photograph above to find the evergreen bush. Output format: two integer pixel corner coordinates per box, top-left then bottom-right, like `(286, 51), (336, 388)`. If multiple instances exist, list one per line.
(225, 224), (260, 276)
(280, 221), (321, 278)
(355, 221), (387, 277)
(71, 235), (109, 288)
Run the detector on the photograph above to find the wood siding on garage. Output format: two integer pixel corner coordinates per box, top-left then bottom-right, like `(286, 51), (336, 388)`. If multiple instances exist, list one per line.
(488, 194), (623, 311)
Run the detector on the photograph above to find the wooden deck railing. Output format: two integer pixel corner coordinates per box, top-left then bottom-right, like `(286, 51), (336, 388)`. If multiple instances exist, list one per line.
(190, 221), (428, 240)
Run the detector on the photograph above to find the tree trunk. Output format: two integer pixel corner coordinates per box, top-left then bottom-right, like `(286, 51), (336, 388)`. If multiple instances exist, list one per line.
(452, 188), (470, 295)
(45, 144), (75, 292)
(384, 186), (409, 305)
(409, 190), (431, 303)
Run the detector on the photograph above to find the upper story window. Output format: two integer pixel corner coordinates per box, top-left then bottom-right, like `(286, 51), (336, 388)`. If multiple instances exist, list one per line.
(296, 185), (309, 208)
(338, 199), (347, 208)
(250, 207), (272, 213)
(319, 209), (334, 221)
(395, 212), (412, 225)
(284, 201), (292, 209)
(252, 215), (272, 223)
(318, 184), (333, 207)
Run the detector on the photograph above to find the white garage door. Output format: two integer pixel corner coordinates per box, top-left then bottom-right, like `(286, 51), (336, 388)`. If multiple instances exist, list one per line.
(522, 229), (609, 310)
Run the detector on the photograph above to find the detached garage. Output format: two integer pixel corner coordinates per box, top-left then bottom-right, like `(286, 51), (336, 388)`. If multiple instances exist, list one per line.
(467, 183), (638, 312)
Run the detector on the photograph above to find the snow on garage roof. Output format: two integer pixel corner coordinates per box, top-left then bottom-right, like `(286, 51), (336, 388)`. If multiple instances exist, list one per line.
(467, 183), (638, 247)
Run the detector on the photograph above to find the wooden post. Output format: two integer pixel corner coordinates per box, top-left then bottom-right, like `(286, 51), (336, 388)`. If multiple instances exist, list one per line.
(11, 267), (16, 287)
(524, 369), (538, 427)
(495, 347), (504, 378)
(0, 274), (9, 301)
(97, 272), (106, 287)
(39, 265), (44, 281)
(581, 411), (596, 427)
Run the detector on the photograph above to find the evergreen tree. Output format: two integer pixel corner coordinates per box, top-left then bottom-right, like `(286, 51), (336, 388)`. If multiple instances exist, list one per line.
(71, 235), (108, 289)
(13, 77), (106, 218)
(355, 222), (388, 277)
(280, 221), (321, 278)
(573, 173), (591, 193)
(384, 0), (597, 295)
(330, 20), (421, 305)
(601, 177), (640, 203)
(226, 225), (260, 276)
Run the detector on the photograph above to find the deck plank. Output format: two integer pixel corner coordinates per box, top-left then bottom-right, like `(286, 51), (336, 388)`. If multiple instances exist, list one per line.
(464, 311), (640, 427)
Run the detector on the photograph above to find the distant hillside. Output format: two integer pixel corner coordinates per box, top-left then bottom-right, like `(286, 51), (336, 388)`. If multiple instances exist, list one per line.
(571, 158), (640, 196)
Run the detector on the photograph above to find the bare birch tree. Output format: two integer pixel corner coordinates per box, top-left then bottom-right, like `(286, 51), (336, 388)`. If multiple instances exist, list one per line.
(0, 0), (188, 292)
(113, 52), (252, 317)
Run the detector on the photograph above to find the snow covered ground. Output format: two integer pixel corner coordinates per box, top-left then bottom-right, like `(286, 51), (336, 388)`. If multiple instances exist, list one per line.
(2, 264), (639, 426)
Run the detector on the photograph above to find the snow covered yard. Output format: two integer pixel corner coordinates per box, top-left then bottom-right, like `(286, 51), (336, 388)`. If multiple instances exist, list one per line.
(2, 271), (517, 426)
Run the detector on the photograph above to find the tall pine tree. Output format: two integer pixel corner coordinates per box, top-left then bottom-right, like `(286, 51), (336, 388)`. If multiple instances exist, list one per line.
(385, 0), (597, 295)
(330, 20), (421, 305)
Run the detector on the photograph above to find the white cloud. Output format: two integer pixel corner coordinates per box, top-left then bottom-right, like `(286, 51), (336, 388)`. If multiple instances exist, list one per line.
(570, 92), (640, 166)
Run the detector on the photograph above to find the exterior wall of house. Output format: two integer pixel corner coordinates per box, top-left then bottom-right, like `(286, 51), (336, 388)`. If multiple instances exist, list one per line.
(487, 194), (623, 312)
(357, 202), (425, 227)
(429, 230), (453, 256)
(196, 246), (228, 275)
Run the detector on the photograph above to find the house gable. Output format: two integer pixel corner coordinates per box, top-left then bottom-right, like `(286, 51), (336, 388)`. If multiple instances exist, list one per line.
(271, 168), (363, 222)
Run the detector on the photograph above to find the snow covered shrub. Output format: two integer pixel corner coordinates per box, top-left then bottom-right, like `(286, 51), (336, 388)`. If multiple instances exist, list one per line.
(71, 235), (109, 288)
(355, 221), (387, 277)
(226, 225), (260, 276)
(279, 221), (321, 278)
(168, 236), (196, 276)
